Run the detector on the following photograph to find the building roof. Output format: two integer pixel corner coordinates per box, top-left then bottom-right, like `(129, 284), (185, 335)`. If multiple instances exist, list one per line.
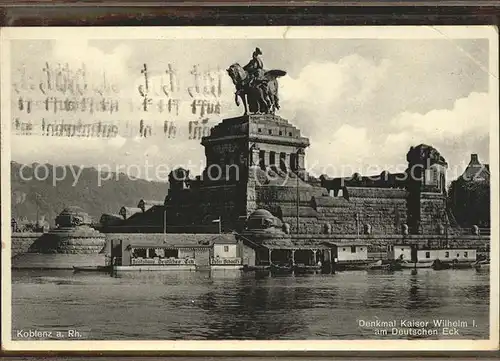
(119, 207), (143, 219)
(461, 154), (490, 181)
(107, 233), (240, 249)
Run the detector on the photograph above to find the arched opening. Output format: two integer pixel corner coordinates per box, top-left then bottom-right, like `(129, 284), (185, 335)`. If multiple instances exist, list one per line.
(279, 152), (287, 172)
(290, 153), (297, 171)
(259, 150), (265, 170)
(269, 151), (276, 166)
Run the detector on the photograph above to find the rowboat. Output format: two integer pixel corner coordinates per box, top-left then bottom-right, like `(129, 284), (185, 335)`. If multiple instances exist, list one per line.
(269, 263), (293, 274)
(473, 259), (490, 271)
(365, 260), (403, 271)
(366, 260), (391, 270)
(293, 264), (321, 274)
(400, 260), (434, 269)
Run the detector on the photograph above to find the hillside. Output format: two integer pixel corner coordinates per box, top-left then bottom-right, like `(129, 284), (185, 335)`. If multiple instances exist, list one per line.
(11, 162), (168, 225)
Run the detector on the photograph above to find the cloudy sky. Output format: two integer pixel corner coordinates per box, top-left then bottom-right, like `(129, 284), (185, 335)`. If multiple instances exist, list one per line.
(8, 29), (494, 182)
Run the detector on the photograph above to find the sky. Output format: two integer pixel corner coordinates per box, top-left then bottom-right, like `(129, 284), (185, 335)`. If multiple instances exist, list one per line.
(8, 33), (493, 183)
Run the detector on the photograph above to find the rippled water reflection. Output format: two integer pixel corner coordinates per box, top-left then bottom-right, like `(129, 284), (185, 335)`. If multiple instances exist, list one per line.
(12, 268), (490, 340)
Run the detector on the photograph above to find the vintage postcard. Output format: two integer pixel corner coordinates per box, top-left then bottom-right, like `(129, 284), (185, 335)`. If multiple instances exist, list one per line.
(1, 26), (498, 352)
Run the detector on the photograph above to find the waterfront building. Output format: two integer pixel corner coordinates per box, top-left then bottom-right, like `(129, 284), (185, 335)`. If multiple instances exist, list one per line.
(107, 233), (257, 272)
(390, 244), (477, 263)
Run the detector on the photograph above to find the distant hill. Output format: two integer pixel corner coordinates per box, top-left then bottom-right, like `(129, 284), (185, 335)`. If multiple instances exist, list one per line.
(11, 161), (168, 225)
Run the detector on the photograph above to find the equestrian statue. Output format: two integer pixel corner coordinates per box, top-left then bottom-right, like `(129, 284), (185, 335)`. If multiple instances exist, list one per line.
(226, 47), (287, 115)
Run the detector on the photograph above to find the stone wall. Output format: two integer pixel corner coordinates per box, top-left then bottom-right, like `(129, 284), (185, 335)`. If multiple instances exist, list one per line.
(253, 185), (409, 235)
(27, 228), (106, 254)
(419, 193), (448, 234)
(11, 232), (43, 257)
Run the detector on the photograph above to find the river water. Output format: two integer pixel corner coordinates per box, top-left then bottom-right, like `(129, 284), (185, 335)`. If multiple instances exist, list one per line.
(12, 268), (490, 340)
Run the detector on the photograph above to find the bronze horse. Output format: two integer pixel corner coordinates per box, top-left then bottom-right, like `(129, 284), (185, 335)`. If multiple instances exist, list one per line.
(226, 63), (286, 115)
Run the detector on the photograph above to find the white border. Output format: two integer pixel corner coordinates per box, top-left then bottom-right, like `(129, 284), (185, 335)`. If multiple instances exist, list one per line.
(1, 25), (498, 352)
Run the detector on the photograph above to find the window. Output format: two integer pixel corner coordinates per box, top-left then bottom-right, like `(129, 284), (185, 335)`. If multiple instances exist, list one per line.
(445, 251), (449, 258)
(351, 246), (356, 253)
(279, 152), (287, 172)
(464, 251), (468, 258)
(401, 248), (405, 251)
(288, 132), (292, 136)
(425, 252), (430, 259)
(360, 248), (363, 251)
(290, 153), (297, 171)
(258, 128), (262, 133)
(268, 129), (272, 135)
(279, 131), (283, 136)
(259, 150), (265, 170)
(342, 248), (346, 252)
(456, 253), (460, 258)
(269, 151), (276, 166)
(224, 245), (229, 252)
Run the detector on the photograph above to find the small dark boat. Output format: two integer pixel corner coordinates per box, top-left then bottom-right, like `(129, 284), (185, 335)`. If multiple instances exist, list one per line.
(451, 261), (473, 269)
(432, 259), (451, 270)
(73, 265), (112, 273)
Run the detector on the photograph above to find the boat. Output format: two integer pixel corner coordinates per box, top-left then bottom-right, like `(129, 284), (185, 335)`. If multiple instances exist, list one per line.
(451, 261), (473, 269)
(400, 260), (434, 269)
(366, 260), (390, 270)
(269, 263), (293, 274)
(432, 259), (474, 270)
(243, 265), (269, 272)
(432, 259), (451, 270)
(73, 265), (112, 273)
(293, 264), (321, 274)
(473, 259), (490, 271)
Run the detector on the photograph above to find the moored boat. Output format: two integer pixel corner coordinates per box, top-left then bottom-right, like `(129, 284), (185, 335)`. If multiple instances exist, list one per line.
(366, 260), (389, 270)
(293, 264), (321, 274)
(73, 265), (112, 273)
(432, 259), (451, 270)
(473, 259), (490, 271)
(270, 263), (293, 274)
(400, 260), (434, 269)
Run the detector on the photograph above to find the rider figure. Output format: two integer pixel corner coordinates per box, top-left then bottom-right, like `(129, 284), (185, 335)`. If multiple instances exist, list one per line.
(243, 47), (266, 88)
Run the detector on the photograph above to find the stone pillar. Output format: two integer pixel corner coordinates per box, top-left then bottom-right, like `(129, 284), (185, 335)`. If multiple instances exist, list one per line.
(291, 249), (296, 265)
(312, 249), (317, 264)
(264, 151), (270, 168)
(268, 249), (272, 264)
(297, 149), (306, 171)
(146, 248), (150, 258)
